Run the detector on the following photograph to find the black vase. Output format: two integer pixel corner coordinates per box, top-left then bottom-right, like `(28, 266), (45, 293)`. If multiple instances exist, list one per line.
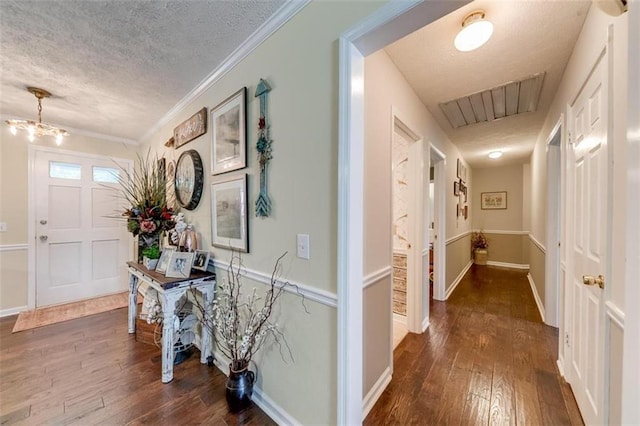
(226, 364), (255, 412)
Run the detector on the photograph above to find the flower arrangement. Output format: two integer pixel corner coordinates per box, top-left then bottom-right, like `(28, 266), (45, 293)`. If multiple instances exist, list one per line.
(471, 231), (489, 250)
(196, 251), (300, 373)
(114, 151), (176, 258)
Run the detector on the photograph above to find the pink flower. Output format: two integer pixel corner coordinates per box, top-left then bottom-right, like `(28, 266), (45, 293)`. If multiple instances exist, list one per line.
(140, 220), (157, 233)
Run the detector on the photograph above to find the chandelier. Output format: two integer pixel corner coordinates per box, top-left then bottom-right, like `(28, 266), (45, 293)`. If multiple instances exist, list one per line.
(5, 87), (69, 145)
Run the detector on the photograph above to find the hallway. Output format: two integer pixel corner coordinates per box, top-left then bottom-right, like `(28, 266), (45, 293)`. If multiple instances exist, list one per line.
(365, 265), (583, 425)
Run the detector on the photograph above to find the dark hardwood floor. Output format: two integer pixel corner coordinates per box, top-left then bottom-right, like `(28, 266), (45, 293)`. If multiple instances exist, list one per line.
(0, 308), (275, 425)
(366, 265), (584, 426)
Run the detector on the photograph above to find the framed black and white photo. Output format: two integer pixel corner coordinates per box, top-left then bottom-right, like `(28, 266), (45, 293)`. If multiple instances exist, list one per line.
(155, 247), (176, 274)
(454, 181), (460, 196)
(165, 251), (195, 279)
(457, 158), (467, 183)
(192, 250), (210, 271)
(211, 174), (248, 252)
(211, 88), (247, 175)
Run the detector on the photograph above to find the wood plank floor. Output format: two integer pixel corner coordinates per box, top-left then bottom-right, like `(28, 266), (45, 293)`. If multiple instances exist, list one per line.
(365, 265), (584, 426)
(0, 308), (275, 425)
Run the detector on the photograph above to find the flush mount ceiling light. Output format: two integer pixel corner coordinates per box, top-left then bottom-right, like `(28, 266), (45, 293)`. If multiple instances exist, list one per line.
(5, 87), (69, 145)
(454, 10), (494, 52)
(488, 151), (503, 159)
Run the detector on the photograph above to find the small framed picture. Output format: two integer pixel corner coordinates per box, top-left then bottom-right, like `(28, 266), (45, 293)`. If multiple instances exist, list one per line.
(192, 250), (210, 271)
(211, 88), (247, 175)
(454, 181), (460, 196)
(211, 174), (249, 252)
(457, 158), (467, 183)
(155, 247), (176, 274)
(165, 251), (195, 279)
(481, 191), (508, 210)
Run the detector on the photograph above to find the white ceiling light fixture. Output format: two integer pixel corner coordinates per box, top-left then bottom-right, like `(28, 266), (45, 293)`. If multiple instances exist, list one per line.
(488, 151), (503, 159)
(454, 10), (494, 52)
(5, 87), (69, 145)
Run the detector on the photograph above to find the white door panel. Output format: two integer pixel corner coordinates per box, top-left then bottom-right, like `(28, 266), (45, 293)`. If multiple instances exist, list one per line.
(568, 48), (608, 425)
(35, 150), (131, 307)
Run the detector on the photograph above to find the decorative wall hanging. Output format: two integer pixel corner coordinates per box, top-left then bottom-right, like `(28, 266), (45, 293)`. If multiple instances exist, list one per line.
(175, 150), (204, 210)
(174, 108), (207, 149)
(481, 191), (507, 209)
(254, 79), (273, 217)
(211, 88), (247, 175)
(211, 174), (249, 252)
(454, 181), (460, 196)
(165, 137), (175, 148)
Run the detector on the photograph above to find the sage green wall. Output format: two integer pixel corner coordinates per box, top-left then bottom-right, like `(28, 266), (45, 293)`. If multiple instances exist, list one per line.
(139, 2), (386, 423)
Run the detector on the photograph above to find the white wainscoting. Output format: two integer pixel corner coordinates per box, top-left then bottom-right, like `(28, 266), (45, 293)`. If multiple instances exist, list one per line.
(210, 259), (338, 309)
(0, 244), (28, 252)
(363, 266), (392, 289)
(362, 366), (392, 420)
(486, 261), (530, 270)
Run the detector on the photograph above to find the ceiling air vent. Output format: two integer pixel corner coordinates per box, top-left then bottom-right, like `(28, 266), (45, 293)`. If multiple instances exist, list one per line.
(439, 72), (546, 129)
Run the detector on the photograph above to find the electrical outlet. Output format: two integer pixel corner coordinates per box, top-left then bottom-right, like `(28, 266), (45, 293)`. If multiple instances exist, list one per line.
(0, 222), (7, 232)
(296, 234), (310, 260)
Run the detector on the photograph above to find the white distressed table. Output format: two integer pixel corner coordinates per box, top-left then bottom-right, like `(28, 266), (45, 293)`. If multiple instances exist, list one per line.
(127, 261), (216, 383)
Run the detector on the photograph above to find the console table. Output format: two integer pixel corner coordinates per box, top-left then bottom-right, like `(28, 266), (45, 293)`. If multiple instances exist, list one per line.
(127, 261), (216, 383)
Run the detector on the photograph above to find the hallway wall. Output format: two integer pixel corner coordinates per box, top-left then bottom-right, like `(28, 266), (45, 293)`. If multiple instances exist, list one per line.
(363, 49), (471, 401)
(529, 4), (629, 422)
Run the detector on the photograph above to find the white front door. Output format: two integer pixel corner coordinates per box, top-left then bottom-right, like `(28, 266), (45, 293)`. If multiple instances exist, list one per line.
(567, 48), (609, 425)
(35, 150), (131, 307)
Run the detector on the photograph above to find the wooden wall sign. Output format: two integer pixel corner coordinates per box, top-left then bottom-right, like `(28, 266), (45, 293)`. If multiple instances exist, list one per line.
(174, 107), (207, 148)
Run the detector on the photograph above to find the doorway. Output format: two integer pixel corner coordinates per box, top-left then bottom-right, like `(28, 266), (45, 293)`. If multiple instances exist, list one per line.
(30, 147), (132, 308)
(545, 118), (562, 328)
(430, 145), (446, 302)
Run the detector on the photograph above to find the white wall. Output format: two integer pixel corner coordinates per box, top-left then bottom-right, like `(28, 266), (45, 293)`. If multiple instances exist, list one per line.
(529, 3), (629, 422)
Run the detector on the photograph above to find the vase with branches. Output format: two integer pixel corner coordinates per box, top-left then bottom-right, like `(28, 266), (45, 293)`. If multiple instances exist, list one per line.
(471, 231), (489, 265)
(194, 251), (304, 411)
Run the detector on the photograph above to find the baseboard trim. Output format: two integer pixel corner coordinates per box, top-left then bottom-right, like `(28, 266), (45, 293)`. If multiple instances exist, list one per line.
(557, 357), (565, 378)
(527, 273), (546, 323)
(212, 351), (300, 425)
(422, 316), (430, 332)
(0, 305), (27, 318)
(362, 366), (392, 420)
(445, 260), (473, 300)
(486, 261), (530, 270)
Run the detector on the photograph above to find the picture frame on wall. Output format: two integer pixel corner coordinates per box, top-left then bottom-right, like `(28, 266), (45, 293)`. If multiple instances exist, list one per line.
(457, 158), (467, 183)
(454, 181), (460, 196)
(211, 88), (247, 175)
(481, 191), (508, 210)
(211, 174), (249, 252)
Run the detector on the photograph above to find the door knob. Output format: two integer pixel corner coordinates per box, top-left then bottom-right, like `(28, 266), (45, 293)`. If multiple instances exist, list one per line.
(40, 219), (47, 225)
(582, 274), (605, 289)
(39, 235), (48, 242)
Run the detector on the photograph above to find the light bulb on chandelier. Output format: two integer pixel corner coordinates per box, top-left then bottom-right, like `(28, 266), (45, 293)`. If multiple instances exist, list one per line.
(5, 87), (69, 145)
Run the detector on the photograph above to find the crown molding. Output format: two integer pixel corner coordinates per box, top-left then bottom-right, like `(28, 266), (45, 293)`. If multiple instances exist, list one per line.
(139, 0), (312, 144)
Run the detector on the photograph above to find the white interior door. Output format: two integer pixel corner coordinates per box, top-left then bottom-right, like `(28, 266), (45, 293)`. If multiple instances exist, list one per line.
(567, 48), (609, 425)
(35, 150), (131, 307)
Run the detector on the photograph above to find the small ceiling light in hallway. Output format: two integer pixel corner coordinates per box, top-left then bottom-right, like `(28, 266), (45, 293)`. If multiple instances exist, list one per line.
(454, 10), (494, 52)
(5, 87), (69, 145)
(488, 151), (503, 159)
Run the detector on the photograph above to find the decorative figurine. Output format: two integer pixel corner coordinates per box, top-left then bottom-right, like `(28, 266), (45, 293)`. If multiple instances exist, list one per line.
(255, 78), (272, 217)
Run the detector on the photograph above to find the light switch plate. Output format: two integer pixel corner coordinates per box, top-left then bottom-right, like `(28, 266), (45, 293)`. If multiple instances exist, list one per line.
(296, 234), (310, 260)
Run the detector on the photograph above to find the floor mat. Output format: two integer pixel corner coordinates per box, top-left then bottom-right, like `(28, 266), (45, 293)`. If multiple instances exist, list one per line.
(12, 292), (128, 333)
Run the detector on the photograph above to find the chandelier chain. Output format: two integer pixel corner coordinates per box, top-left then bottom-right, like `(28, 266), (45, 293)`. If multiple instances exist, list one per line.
(37, 98), (43, 123)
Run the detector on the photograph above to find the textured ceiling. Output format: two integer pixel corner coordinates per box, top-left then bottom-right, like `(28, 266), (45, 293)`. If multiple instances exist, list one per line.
(385, 0), (591, 168)
(0, 0), (285, 143)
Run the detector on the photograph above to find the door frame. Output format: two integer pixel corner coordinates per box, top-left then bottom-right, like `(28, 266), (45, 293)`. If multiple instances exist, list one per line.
(337, 1), (469, 422)
(391, 109), (424, 334)
(544, 116), (563, 328)
(27, 145), (133, 309)
(430, 145), (446, 303)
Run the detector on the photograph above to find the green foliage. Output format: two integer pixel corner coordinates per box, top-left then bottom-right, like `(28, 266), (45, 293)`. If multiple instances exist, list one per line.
(141, 245), (161, 259)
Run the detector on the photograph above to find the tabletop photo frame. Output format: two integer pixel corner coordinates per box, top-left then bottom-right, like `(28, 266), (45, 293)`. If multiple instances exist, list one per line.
(165, 251), (195, 278)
